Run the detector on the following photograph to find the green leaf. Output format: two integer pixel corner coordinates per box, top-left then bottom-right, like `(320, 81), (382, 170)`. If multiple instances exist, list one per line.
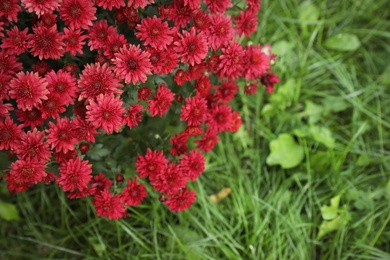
(324, 33), (361, 51)
(303, 101), (323, 124)
(87, 236), (106, 257)
(169, 225), (205, 260)
(299, 1), (320, 22)
(266, 133), (304, 169)
(320, 195), (341, 220)
(323, 96), (349, 114)
(272, 40), (294, 56)
(309, 125), (335, 149)
(88, 144), (110, 160)
(269, 79), (297, 111)
(311, 151), (332, 171)
(0, 200), (20, 221)
(317, 216), (343, 239)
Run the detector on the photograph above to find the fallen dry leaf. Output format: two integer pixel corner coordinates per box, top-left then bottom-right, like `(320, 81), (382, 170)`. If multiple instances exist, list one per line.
(209, 187), (232, 203)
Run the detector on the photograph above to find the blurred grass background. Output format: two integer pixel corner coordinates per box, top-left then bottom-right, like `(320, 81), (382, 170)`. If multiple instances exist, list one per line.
(1, 0), (390, 259)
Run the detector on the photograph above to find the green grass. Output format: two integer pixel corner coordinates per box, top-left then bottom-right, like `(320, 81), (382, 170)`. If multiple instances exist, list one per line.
(1, 0), (390, 259)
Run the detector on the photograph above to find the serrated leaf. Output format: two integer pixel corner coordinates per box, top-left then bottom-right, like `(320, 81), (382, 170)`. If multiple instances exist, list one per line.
(317, 216), (343, 239)
(266, 133), (304, 169)
(309, 125), (335, 149)
(0, 200), (20, 221)
(324, 33), (361, 51)
(320, 195), (341, 220)
(299, 1), (320, 22)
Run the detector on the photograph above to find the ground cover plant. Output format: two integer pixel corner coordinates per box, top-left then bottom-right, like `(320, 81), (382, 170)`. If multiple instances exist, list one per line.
(1, 0), (390, 259)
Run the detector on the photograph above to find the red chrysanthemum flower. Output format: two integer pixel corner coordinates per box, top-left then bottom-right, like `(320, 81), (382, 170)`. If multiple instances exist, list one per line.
(103, 33), (127, 59)
(16, 107), (44, 129)
(14, 128), (51, 163)
(184, 125), (203, 137)
(164, 187), (196, 212)
(147, 47), (178, 74)
(121, 177), (147, 206)
(32, 61), (52, 76)
(71, 116), (100, 143)
(39, 93), (66, 119)
(206, 103), (233, 132)
(206, 13), (234, 50)
(246, 0), (261, 15)
(146, 83), (174, 117)
(78, 63), (122, 99)
(195, 128), (219, 152)
(28, 25), (65, 60)
(127, 0), (154, 9)
(86, 94), (126, 134)
(46, 117), (78, 153)
(89, 172), (113, 195)
(215, 81), (238, 103)
(0, 0), (21, 22)
(180, 96), (208, 126)
(95, 0), (125, 10)
(63, 28), (87, 56)
(174, 69), (188, 86)
(229, 111), (242, 133)
(168, 0), (194, 28)
(234, 11), (258, 37)
(9, 157), (47, 184)
(174, 27), (208, 66)
(135, 148), (167, 178)
(112, 44), (152, 85)
(191, 9), (210, 32)
(0, 102), (13, 118)
(9, 71), (49, 111)
(244, 82), (258, 95)
(42, 172), (55, 184)
(123, 104), (143, 129)
(261, 70), (280, 94)
(60, 0), (96, 30)
(137, 86), (152, 100)
(183, 0), (200, 9)
(0, 51), (23, 75)
(45, 70), (78, 106)
(93, 189), (127, 220)
(21, 0), (60, 16)
(218, 41), (245, 80)
(170, 132), (189, 156)
(0, 73), (12, 100)
(87, 20), (117, 51)
(54, 149), (78, 164)
(57, 157), (92, 192)
(5, 171), (32, 193)
(0, 117), (23, 150)
(204, 0), (232, 13)
(244, 45), (270, 80)
(194, 75), (211, 97)
(179, 149), (205, 181)
(187, 62), (206, 81)
(150, 162), (188, 196)
(35, 12), (57, 28)
(135, 16), (173, 50)
(1, 27), (29, 55)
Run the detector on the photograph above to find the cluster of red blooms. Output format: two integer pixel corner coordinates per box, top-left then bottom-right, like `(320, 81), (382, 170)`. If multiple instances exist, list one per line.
(0, 0), (279, 220)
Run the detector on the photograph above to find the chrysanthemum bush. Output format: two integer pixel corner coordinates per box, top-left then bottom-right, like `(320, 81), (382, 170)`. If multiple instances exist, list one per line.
(0, 0), (279, 220)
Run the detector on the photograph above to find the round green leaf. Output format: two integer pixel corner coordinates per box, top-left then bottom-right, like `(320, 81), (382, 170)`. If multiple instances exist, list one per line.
(324, 33), (361, 51)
